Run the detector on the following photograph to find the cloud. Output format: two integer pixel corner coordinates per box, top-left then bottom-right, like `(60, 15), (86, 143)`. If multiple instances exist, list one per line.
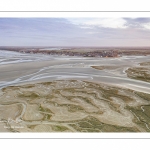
(84, 18), (127, 29)
(1, 18), (150, 46)
(68, 18), (127, 29)
(142, 22), (150, 30)
(124, 18), (150, 24)
(123, 18), (150, 30)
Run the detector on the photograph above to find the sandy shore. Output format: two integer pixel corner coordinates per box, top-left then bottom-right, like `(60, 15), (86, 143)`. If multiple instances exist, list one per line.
(1, 54), (150, 93)
(1, 51), (150, 132)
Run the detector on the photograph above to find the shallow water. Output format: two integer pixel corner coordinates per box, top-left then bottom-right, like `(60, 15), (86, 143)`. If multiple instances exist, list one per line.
(0, 50), (150, 93)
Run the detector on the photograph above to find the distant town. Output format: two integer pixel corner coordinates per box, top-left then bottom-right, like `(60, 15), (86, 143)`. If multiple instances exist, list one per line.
(1, 47), (150, 58)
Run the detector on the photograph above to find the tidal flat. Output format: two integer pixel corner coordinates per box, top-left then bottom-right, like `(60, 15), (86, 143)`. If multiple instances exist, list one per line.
(0, 80), (150, 132)
(125, 62), (150, 82)
(1, 50), (150, 132)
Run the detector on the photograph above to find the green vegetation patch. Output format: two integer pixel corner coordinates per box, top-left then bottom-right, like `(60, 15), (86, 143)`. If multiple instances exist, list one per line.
(141, 105), (150, 118)
(21, 85), (35, 88)
(51, 125), (68, 132)
(60, 104), (84, 112)
(43, 114), (52, 120)
(140, 62), (150, 66)
(135, 91), (150, 101)
(91, 66), (120, 70)
(39, 105), (53, 114)
(126, 67), (150, 82)
(69, 116), (139, 132)
(100, 88), (133, 103)
(126, 105), (150, 132)
(2, 86), (19, 92)
(18, 92), (39, 99)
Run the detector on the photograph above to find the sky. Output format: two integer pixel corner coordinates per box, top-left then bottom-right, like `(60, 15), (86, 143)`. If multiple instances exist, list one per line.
(0, 18), (150, 47)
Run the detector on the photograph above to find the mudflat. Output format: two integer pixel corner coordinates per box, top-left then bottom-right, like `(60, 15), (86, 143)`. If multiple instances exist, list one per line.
(1, 80), (150, 132)
(1, 50), (150, 132)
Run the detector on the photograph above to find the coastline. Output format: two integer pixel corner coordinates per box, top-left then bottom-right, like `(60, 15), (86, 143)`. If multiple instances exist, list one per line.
(0, 50), (150, 132)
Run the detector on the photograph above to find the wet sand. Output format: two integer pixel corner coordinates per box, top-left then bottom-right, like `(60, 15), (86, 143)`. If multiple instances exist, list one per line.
(0, 52), (150, 93)
(1, 50), (150, 132)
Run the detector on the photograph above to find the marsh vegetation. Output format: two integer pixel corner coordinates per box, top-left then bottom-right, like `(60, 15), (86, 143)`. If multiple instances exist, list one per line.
(0, 80), (150, 132)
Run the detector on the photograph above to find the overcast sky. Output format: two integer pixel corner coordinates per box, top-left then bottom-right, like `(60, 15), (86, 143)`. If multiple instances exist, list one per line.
(1, 18), (150, 47)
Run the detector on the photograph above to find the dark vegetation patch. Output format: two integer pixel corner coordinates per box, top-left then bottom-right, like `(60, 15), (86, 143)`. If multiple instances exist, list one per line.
(69, 116), (140, 132)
